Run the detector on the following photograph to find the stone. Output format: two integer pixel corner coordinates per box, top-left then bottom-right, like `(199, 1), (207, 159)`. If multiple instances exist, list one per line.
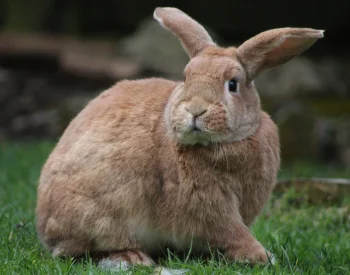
(119, 17), (190, 80)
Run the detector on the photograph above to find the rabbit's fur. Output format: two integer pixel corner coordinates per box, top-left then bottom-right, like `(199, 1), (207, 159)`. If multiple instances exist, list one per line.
(36, 6), (323, 272)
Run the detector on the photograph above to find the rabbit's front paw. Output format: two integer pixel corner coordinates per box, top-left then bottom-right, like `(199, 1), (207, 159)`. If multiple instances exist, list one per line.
(228, 242), (275, 265)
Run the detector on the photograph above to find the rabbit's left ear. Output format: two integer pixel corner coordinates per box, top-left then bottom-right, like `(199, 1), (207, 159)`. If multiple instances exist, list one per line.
(154, 7), (215, 58)
(237, 28), (324, 81)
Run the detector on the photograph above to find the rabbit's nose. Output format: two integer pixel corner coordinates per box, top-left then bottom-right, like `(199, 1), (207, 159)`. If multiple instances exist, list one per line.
(184, 97), (208, 118)
(185, 107), (207, 118)
(185, 107), (207, 132)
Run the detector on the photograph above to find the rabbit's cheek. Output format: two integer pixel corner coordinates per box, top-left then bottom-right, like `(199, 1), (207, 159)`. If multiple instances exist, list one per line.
(172, 106), (193, 132)
(206, 117), (229, 134)
(172, 119), (185, 133)
(225, 98), (243, 127)
(204, 107), (229, 134)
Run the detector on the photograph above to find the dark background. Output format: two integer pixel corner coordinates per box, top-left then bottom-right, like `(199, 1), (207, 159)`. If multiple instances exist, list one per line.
(0, 0), (349, 168)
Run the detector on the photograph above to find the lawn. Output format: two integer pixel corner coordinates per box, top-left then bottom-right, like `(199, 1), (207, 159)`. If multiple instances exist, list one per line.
(0, 141), (349, 275)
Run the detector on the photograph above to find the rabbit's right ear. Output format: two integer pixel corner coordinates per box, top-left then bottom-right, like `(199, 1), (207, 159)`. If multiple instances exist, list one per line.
(237, 28), (324, 81)
(154, 7), (215, 58)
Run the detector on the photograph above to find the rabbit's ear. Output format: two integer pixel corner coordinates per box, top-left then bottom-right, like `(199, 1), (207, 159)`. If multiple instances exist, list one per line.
(237, 28), (324, 81)
(154, 7), (215, 58)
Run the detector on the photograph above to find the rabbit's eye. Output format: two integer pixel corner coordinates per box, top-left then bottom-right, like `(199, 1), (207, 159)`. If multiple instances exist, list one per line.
(229, 79), (237, 92)
(225, 79), (239, 94)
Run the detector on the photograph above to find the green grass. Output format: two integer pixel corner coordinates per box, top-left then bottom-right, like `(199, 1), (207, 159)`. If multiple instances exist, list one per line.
(1, 141), (349, 274)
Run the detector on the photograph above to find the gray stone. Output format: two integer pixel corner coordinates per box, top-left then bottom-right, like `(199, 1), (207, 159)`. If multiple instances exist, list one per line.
(120, 17), (190, 80)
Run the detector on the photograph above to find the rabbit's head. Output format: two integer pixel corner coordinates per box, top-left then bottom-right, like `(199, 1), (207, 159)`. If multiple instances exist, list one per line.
(154, 7), (323, 145)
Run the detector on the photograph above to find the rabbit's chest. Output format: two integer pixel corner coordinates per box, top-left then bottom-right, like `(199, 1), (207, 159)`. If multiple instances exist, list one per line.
(157, 167), (243, 224)
(163, 155), (272, 226)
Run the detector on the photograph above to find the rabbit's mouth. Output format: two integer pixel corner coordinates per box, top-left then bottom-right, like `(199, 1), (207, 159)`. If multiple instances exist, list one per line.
(189, 121), (203, 133)
(191, 127), (202, 133)
(176, 128), (212, 146)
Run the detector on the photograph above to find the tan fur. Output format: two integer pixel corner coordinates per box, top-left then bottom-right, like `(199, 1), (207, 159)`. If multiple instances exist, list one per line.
(237, 28), (324, 80)
(153, 7), (215, 58)
(98, 250), (155, 270)
(35, 6), (323, 272)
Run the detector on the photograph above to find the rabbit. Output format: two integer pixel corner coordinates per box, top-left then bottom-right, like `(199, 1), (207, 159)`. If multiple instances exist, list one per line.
(35, 6), (323, 274)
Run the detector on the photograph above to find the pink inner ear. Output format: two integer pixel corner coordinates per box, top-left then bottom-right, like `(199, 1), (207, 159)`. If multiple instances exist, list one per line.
(265, 35), (317, 67)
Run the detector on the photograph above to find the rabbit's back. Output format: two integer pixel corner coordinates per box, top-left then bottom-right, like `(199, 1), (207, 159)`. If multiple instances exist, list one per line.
(52, 77), (178, 152)
(36, 78), (178, 253)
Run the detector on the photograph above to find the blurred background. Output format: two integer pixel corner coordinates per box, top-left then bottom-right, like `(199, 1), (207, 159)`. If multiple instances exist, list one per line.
(0, 0), (349, 168)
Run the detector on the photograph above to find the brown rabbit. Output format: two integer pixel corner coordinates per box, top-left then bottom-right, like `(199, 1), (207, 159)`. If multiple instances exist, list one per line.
(35, 6), (323, 274)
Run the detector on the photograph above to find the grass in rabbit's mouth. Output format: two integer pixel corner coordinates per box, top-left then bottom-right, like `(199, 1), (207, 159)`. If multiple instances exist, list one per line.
(0, 141), (349, 275)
